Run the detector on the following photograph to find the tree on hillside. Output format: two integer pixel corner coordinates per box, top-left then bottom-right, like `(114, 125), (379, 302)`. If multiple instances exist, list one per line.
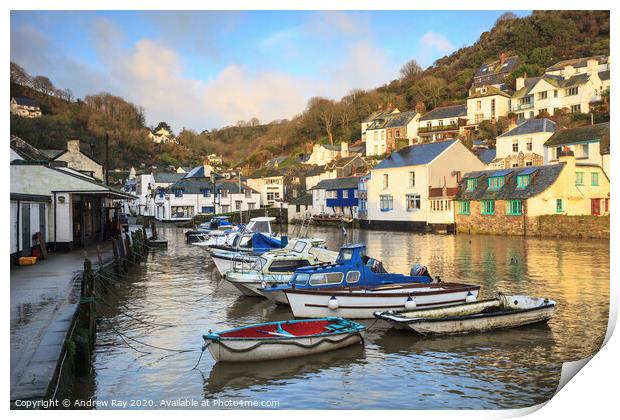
(400, 59), (423, 81)
(10, 62), (31, 86)
(249, 117), (260, 127)
(32, 75), (55, 95)
(306, 97), (339, 145)
(154, 121), (173, 134)
(495, 12), (518, 25)
(408, 76), (448, 109)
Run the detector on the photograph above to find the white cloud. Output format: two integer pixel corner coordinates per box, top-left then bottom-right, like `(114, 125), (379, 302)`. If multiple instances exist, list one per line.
(419, 31), (454, 53)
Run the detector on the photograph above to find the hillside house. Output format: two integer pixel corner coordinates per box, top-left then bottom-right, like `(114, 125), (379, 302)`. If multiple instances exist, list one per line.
(306, 142), (362, 166)
(418, 104), (467, 143)
(543, 122), (610, 178)
(148, 127), (178, 144)
(471, 53), (521, 90)
(361, 106), (400, 142)
(362, 140), (485, 231)
(491, 118), (556, 169)
(465, 85), (511, 130)
(10, 97), (42, 118)
(365, 111), (421, 156)
(455, 151), (610, 236)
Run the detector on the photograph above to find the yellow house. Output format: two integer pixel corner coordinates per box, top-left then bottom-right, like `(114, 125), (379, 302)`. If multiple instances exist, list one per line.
(455, 151), (609, 236)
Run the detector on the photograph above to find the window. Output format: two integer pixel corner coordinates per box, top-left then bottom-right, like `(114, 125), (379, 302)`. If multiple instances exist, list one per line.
(354, 190), (359, 198)
(554, 89), (558, 98)
(457, 201), (470, 215)
(481, 200), (495, 215)
(507, 200), (523, 215)
(487, 176), (505, 190)
(326, 190), (337, 199)
(571, 104), (581, 113)
(309, 272), (344, 286)
(221, 205), (230, 213)
(579, 143), (589, 158)
(158, 190), (165, 198)
(525, 161), (533, 167)
(427, 122), (432, 129)
(202, 189), (211, 197)
(476, 100), (481, 110)
(201, 206), (209, 214)
(526, 139), (532, 151)
(171, 206), (194, 218)
(373, 131), (378, 140)
(235, 200), (241, 210)
(381, 131), (385, 140)
(491, 99), (496, 118)
(539, 108), (547, 115)
(575, 172), (585, 186)
(438, 120), (444, 127)
(174, 189), (183, 198)
(395, 129), (400, 138)
(380, 195), (393, 211)
(342, 190), (349, 199)
(591, 172), (599, 186)
(247, 202), (255, 210)
(516, 175), (530, 189)
(268, 259), (311, 273)
(382, 174), (389, 189)
(221, 190), (229, 198)
(466, 178), (478, 191)
(556, 199), (563, 213)
(538, 91), (548, 100)
(566, 87), (579, 96)
(374, 145), (379, 155)
(406, 194), (421, 211)
(409, 171), (416, 188)
(512, 140), (519, 152)
(346, 271), (360, 284)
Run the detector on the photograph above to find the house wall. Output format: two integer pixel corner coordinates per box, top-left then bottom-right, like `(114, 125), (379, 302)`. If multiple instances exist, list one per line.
(365, 128), (388, 156)
(55, 141), (104, 181)
(153, 191), (261, 221)
(466, 94), (510, 124)
(497, 131), (553, 160)
(544, 140), (603, 168)
(287, 203), (312, 222)
(306, 145), (338, 165)
(9, 200), (51, 258)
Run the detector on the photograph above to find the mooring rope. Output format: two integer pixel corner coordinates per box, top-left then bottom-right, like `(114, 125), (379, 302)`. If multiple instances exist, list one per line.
(103, 319), (197, 354)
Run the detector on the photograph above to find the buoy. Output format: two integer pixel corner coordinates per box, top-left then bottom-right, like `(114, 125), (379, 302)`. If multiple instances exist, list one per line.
(328, 296), (339, 310)
(405, 296), (417, 310)
(260, 281), (267, 289)
(465, 291), (476, 303)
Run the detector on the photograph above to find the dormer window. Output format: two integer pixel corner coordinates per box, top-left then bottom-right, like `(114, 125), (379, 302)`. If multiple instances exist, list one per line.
(466, 178), (478, 191)
(487, 176), (505, 190)
(516, 175), (530, 189)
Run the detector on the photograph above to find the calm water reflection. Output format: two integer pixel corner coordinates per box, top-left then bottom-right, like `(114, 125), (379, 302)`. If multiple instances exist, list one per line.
(77, 226), (609, 409)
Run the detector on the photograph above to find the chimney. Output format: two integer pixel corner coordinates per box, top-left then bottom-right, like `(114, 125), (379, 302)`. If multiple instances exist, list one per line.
(563, 65), (575, 78)
(586, 58), (598, 74)
(340, 142), (349, 158)
(558, 147), (575, 186)
(499, 52), (507, 64)
(515, 76), (526, 91)
(203, 159), (213, 178)
(67, 139), (80, 153)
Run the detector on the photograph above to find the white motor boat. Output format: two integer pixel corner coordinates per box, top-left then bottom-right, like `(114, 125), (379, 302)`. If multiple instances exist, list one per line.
(224, 238), (339, 296)
(194, 216), (277, 252)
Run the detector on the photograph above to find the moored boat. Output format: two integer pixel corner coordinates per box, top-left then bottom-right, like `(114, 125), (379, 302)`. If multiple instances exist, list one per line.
(374, 294), (556, 335)
(285, 282), (480, 319)
(202, 317), (365, 362)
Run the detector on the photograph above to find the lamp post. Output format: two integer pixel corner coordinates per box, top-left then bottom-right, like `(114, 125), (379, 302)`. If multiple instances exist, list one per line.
(279, 201), (283, 236)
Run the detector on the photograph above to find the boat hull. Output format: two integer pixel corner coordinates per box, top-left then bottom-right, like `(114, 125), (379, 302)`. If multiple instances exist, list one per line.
(211, 252), (257, 276)
(206, 331), (364, 362)
(375, 295), (556, 335)
(285, 284), (480, 319)
(225, 272), (291, 298)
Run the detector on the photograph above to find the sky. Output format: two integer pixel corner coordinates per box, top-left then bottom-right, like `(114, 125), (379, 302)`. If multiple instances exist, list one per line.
(11, 10), (531, 132)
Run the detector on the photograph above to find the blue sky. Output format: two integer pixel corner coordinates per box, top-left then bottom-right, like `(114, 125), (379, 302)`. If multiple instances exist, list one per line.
(11, 10), (531, 131)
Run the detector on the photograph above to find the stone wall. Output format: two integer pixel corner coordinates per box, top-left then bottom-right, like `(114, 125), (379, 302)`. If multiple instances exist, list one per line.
(456, 201), (609, 239)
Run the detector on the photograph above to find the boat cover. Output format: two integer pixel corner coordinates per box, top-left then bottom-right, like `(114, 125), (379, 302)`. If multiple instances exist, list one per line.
(252, 232), (282, 253)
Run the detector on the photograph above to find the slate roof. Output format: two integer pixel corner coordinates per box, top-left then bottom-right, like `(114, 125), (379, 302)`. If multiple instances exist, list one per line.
(9, 135), (49, 161)
(373, 140), (457, 169)
(385, 111), (419, 128)
(468, 85), (512, 99)
(476, 148), (497, 164)
(474, 55), (520, 78)
(456, 164), (565, 201)
(499, 118), (557, 138)
(12, 97), (40, 107)
(544, 122), (610, 147)
(419, 104), (466, 122)
(153, 172), (185, 183)
(545, 56), (608, 72)
(183, 165), (225, 179)
(304, 165), (326, 177)
(513, 73), (592, 99)
(599, 70), (610, 81)
(166, 178), (257, 194)
(39, 149), (64, 159)
(362, 108), (399, 123)
(289, 193), (313, 206)
(311, 176), (362, 190)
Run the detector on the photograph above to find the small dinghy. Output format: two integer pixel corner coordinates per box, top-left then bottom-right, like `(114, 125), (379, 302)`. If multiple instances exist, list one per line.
(374, 294), (556, 335)
(202, 317), (365, 362)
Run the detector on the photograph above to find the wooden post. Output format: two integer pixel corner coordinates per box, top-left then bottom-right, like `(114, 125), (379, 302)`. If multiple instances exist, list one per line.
(96, 245), (103, 269)
(124, 232), (133, 263)
(75, 258), (96, 376)
(151, 218), (158, 240)
(112, 239), (122, 275)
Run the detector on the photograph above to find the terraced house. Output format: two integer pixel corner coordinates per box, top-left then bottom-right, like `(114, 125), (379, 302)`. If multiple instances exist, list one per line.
(364, 110), (421, 156)
(455, 151), (610, 236)
(310, 176), (361, 218)
(418, 104), (467, 143)
(491, 118), (556, 169)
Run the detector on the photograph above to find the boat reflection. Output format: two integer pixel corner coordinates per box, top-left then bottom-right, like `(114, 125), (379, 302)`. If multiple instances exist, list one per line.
(203, 345), (365, 397)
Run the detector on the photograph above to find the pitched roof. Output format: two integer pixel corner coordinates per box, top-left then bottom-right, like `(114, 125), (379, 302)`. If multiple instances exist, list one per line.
(544, 122), (610, 147)
(599, 70), (610, 81)
(476, 148), (497, 164)
(473, 55), (520, 84)
(513, 73), (593, 99)
(545, 55), (608, 72)
(456, 164), (564, 201)
(153, 172), (184, 183)
(166, 178), (257, 194)
(373, 140), (457, 169)
(419, 104), (466, 121)
(311, 176), (361, 190)
(499, 118), (557, 138)
(9, 135), (50, 161)
(289, 193), (313, 206)
(304, 165), (326, 177)
(385, 111), (419, 128)
(468, 85), (512, 99)
(39, 149), (65, 159)
(12, 97), (40, 107)
(362, 108), (399, 123)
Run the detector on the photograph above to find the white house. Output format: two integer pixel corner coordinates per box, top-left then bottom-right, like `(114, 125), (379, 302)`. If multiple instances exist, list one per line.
(362, 140), (485, 231)
(418, 104), (467, 143)
(465, 85), (511, 126)
(287, 194), (313, 222)
(491, 118), (556, 169)
(361, 107), (400, 142)
(246, 169), (285, 207)
(306, 142), (360, 166)
(543, 122), (610, 179)
(365, 111), (420, 156)
(511, 56), (610, 119)
(148, 127), (178, 144)
(10, 97), (42, 118)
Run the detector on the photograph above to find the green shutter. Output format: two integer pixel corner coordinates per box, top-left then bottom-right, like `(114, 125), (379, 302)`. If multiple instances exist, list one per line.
(591, 172), (599, 186)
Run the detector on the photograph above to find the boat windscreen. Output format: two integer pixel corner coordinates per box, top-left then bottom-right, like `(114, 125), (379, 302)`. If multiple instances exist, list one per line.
(291, 273), (310, 286)
(292, 241), (307, 254)
(252, 257), (268, 271)
(338, 249), (354, 262)
(247, 220), (271, 234)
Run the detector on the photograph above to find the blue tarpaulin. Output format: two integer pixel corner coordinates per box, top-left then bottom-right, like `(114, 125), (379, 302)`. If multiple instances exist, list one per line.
(252, 232), (283, 253)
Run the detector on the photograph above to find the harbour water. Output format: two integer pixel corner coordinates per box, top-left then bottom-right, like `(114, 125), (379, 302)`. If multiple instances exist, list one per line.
(74, 226), (609, 409)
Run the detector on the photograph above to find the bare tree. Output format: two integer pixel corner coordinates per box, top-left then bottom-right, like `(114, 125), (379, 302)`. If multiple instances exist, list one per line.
(249, 117), (260, 127)
(495, 11), (518, 25)
(409, 76), (447, 109)
(306, 97), (339, 145)
(400, 59), (423, 80)
(10, 62), (31, 86)
(32, 75), (55, 95)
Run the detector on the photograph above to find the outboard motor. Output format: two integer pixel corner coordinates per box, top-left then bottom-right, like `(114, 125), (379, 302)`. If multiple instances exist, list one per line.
(411, 263), (432, 279)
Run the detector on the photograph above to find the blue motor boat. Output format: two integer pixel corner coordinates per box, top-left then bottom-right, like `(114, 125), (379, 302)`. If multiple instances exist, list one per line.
(258, 243), (436, 304)
(185, 216), (235, 240)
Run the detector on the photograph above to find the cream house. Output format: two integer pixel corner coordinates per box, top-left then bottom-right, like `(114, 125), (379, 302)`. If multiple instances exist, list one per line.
(418, 104), (467, 143)
(10, 97), (42, 118)
(361, 107), (400, 142)
(306, 142), (349, 166)
(544, 122), (610, 178)
(365, 111), (420, 156)
(511, 56), (609, 119)
(466, 85), (511, 126)
(148, 127), (178, 144)
(40, 139), (104, 181)
(246, 169), (285, 206)
(362, 140), (485, 231)
(491, 118), (556, 169)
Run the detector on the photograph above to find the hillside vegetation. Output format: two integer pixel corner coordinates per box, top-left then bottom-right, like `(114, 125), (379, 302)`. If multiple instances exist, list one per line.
(10, 10), (609, 171)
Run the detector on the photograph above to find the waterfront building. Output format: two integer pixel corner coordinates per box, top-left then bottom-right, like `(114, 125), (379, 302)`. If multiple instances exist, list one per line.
(365, 110), (421, 156)
(490, 118), (556, 169)
(418, 104), (467, 143)
(362, 140), (485, 231)
(543, 122), (610, 179)
(246, 169), (285, 207)
(10, 97), (42, 118)
(10, 138), (134, 262)
(511, 56), (609, 119)
(310, 176), (361, 218)
(471, 53), (520, 90)
(356, 175), (370, 221)
(286, 193), (313, 222)
(455, 151), (610, 236)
